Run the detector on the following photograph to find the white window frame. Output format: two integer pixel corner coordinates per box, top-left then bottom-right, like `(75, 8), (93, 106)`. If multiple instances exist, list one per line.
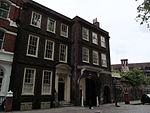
(82, 47), (89, 63)
(0, 30), (4, 49)
(30, 11), (42, 28)
(101, 36), (106, 48)
(101, 53), (107, 67)
(47, 18), (56, 33)
(22, 68), (36, 95)
(60, 23), (68, 38)
(82, 27), (89, 41)
(0, 1), (10, 19)
(93, 50), (99, 65)
(41, 70), (52, 95)
(92, 32), (98, 45)
(44, 40), (54, 60)
(59, 44), (68, 63)
(26, 35), (39, 57)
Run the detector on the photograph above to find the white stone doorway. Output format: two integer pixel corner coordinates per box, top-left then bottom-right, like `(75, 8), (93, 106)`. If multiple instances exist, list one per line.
(55, 64), (71, 102)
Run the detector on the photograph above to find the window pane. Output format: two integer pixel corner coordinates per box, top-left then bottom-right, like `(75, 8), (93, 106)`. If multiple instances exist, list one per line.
(47, 18), (55, 32)
(82, 47), (89, 62)
(82, 27), (89, 41)
(27, 35), (39, 56)
(31, 12), (41, 27)
(0, 1), (9, 19)
(101, 53), (107, 67)
(93, 51), (99, 64)
(61, 24), (68, 37)
(45, 40), (54, 59)
(59, 44), (67, 62)
(42, 71), (52, 94)
(92, 32), (98, 44)
(101, 36), (106, 48)
(23, 68), (35, 94)
(0, 31), (4, 49)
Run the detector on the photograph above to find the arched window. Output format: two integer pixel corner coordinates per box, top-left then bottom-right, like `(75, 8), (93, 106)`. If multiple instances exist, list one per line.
(0, 1), (10, 19)
(0, 68), (4, 91)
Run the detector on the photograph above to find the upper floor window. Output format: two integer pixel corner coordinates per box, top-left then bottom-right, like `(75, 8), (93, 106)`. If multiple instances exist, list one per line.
(82, 27), (89, 41)
(92, 32), (98, 45)
(93, 50), (99, 65)
(0, 68), (4, 91)
(22, 68), (36, 95)
(0, 30), (4, 49)
(42, 70), (52, 95)
(0, 1), (10, 19)
(60, 23), (68, 38)
(82, 47), (89, 63)
(47, 18), (56, 33)
(27, 35), (39, 57)
(101, 36), (106, 48)
(30, 11), (42, 28)
(59, 44), (68, 63)
(101, 53), (107, 67)
(44, 40), (54, 60)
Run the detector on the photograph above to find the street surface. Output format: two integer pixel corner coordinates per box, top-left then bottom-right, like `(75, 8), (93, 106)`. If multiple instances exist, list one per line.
(3, 100), (150, 113)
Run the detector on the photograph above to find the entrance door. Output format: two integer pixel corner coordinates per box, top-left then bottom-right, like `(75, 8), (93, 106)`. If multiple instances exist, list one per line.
(86, 78), (96, 106)
(103, 86), (111, 103)
(58, 77), (65, 101)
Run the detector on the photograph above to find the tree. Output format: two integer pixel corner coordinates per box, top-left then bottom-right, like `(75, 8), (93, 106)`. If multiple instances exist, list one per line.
(136, 0), (150, 28)
(112, 67), (150, 86)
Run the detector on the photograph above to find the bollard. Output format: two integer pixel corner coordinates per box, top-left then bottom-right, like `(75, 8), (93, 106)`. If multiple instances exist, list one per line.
(5, 90), (13, 112)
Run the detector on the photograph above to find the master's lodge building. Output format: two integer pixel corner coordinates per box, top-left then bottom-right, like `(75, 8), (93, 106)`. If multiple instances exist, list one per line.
(7, 0), (113, 110)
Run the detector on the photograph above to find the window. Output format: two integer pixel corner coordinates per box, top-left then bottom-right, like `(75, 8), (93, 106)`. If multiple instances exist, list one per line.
(0, 1), (10, 19)
(60, 23), (68, 38)
(82, 27), (89, 41)
(82, 47), (89, 63)
(0, 68), (4, 91)
(101, 53), (107, 67)
(101, 36), (106, 48)
(47, 18), (56, 33)
(44, 40), (54, 60)
(0, 30), (4, 49)
(27, 35), (39, 57)
(22, 68), (36, 95)
(42, 70), (52, 95)
(92, 32), (98, 44)
(93, 50), (99, 65)
(59, 44), (68, 63)
(30, 11), (42, 28)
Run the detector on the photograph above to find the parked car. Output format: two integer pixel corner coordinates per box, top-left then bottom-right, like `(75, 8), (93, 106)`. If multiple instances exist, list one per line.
(141, 94), (150, 104)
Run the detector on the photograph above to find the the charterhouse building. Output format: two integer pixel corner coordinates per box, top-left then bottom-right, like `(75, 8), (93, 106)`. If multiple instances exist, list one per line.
(0, 0), (113, 110)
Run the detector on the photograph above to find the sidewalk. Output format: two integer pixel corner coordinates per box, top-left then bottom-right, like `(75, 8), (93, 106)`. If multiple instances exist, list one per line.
(1, 100), (142, 113)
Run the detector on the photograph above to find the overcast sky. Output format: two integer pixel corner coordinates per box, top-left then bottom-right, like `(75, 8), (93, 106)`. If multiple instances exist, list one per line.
(34, 0), (150, 64)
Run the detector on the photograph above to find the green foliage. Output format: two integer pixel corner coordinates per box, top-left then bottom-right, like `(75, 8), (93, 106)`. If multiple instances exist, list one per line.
(136, 0), (150, 28)
(121, 67), (150, 86)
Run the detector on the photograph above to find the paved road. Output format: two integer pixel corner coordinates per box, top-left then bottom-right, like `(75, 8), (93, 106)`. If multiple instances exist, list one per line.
(3, 101), (150, 113)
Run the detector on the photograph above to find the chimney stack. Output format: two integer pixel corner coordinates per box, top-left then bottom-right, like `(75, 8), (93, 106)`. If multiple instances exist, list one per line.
(121, 59), (129, 72)
(93, 18), (100, 27)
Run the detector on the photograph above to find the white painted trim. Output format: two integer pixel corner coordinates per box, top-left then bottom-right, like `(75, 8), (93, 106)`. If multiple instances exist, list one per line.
(26, 34), (39, 58)
(92, 50), (99, 65)
(60, 23), (68, 38)
(47, 18), (56, 33)
(41, 70), (53, 95)
(44, 40), (55, 61)
(82, 27), (89, 41)
(0, 27), (17, 36)
(82, 47), (89, 63)
(30, 11), (42, 28)
(22, 68), (36, 95)
(59, 44), (68, 63)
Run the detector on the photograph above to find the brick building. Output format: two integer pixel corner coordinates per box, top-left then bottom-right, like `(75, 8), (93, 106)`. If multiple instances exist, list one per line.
(9, 0), (112, 110)
(112, 59), (150, 77)
(0, 0), (21, 103)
